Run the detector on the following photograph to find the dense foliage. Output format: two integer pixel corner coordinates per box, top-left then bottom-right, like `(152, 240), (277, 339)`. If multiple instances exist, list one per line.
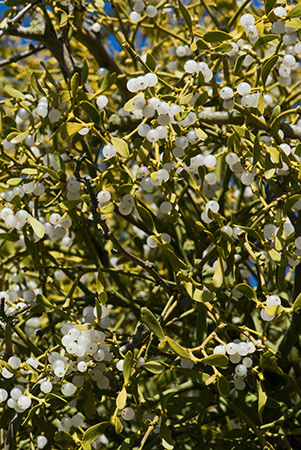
(0, 0), (301, 448)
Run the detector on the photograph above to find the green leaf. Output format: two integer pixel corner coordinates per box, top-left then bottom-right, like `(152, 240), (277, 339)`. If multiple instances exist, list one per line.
(212, 257), (223, 288)
(264, 0), (277, 15)
(45, 393), (68, 406)
(253, 34), (278, 50)
(61, 200), (81, 210)
(271, 104), (281, 122)
(136, 201), (155, 232)
(83, 393), (96, 419)
(260, 351), (283, 376)
(287, 4), (301, 18)
(5, 86), (26, 100)
(142, 360), (166, 374)
(123, 351), (133, 384)
(81, 59), (89, 85)
(217, 375), (230, 397)
(214, 43), (233, 52)
(293, 293), (301, 312)
(162, 243), (188, 269)
(201, 353), (228, 367)
(0, 232), (19, 241)
(261, 55), (278, 85)
(31, 72), (46, 94)
(166, 336), (191, 359)
(54, 431), (75, 443)
(284, 194), (301, 215)
(257, 380), (267, 423)
(203, 31), (231, 43)
(257, 93), (265, 115)
(234, 53), (245, 75)
(111, 137), (129, 158)
(116, 387), (127, 410)
(146, 54), (156, 71)
(98, 291), (108, 305)
(141, 307), (165, 339)
(178, 0), (192, 30)
(82, 421), (110, 444)
(196, 38), (210, 50)
(81, 100), (100, 124)
(99, 72), (117, 93)
(160, 420), (174, 450)
(235, 283), (257, 301)
(71, 72), (80, 98)
(28, 216), (45, 239)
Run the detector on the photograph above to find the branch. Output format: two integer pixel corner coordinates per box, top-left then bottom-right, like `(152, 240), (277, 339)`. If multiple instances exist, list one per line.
(0, 0), (41, 39)
(73, 27), (130, 100)
(119, 323), (150, 354)
(198, 111), (301, 140)
(0, 44), (45, 68)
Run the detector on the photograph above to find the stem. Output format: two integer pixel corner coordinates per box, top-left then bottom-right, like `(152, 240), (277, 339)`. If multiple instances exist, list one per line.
(220, 397), (275, 449)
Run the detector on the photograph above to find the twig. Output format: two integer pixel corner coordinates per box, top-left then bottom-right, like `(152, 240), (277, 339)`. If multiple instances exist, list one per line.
(0, 0), (41, 39)
(0, 44), (45, 68)
(69, 152), (174, 295)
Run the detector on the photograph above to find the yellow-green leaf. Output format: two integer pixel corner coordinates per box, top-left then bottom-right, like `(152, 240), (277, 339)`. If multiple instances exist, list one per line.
(123, 351), (133, 384)
(142, 360), (166, 374)
(116, 387), (127, 410)
(112, 416), (123, 434)
(5, 86), (26, 100)
(66, 122), (85, 136)
(287, 3), (301, 18)
(111, 137), (129, 158)
(257, 380), (267, 423)
(28, 216), (45, 239)
(264, 304), (283, 316)
(212, 257), (223, 288)
(141, 307), (165, 340)
(201, 353), (228, 367)
(10, 130), (30, 144)
(267, 146), (280, 164)
(293, 293), (301, 312)
(203, 31), (231, 43)
(71, 72), (80, 98)
(82, 421), (110, 444)
(166, 336), (191, 359)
